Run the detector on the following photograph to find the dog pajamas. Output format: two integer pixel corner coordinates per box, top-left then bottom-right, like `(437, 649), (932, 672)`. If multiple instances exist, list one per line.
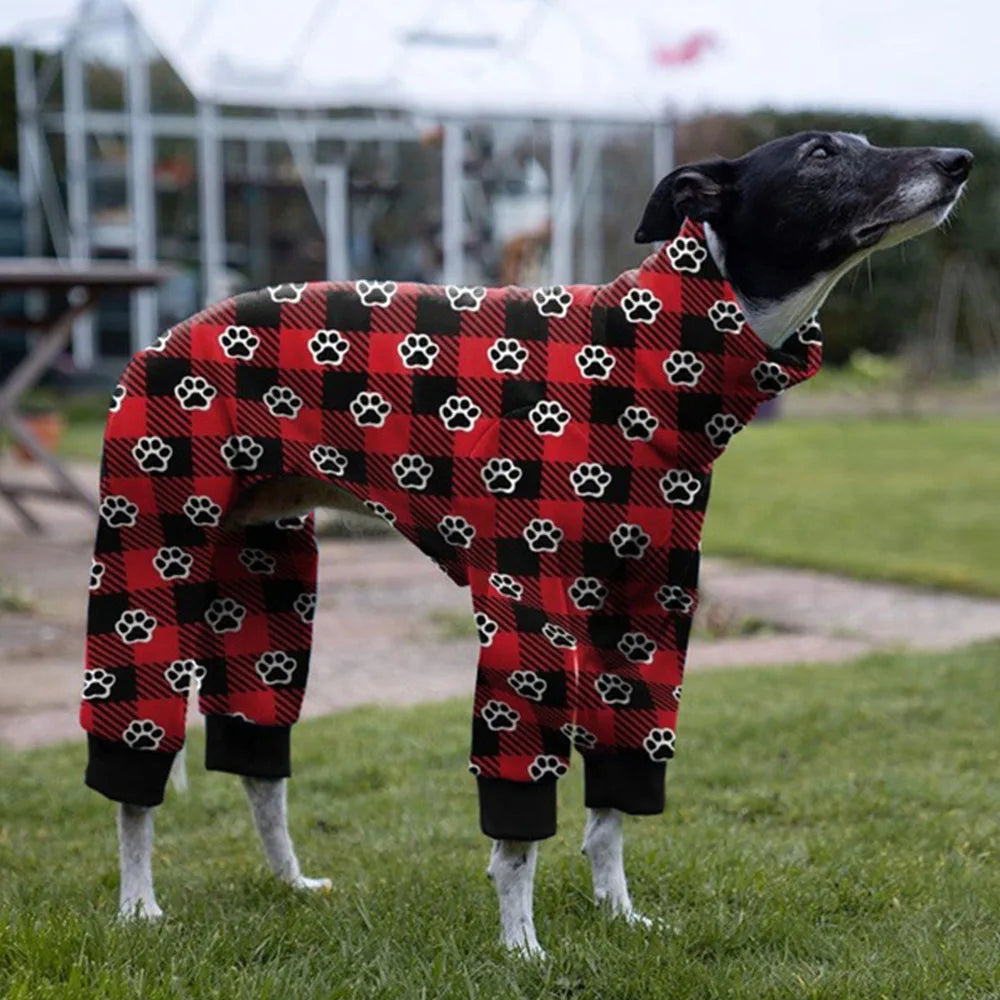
(82, 219), (822, 838)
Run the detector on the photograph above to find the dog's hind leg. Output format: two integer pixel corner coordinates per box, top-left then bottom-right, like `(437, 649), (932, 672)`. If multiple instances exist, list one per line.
(582, 808), (652, 927)
(242, 776), (331, 891)
(487, 840), (544, 958)
(118, 804), (162, 920)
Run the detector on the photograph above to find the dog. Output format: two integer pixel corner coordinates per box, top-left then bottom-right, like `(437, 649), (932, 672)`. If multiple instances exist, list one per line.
(81, 131), (970, 956)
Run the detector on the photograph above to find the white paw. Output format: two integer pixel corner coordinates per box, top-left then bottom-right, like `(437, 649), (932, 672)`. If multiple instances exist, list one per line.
(119, 897), (163, 921)
(289, 875), (332, 892)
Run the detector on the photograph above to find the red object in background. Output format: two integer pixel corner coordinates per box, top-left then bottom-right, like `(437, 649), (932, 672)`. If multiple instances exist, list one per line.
(653, 31), (716, 67)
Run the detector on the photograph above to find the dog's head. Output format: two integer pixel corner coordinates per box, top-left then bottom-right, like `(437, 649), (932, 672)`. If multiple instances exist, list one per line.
(635, 131), (972, 342)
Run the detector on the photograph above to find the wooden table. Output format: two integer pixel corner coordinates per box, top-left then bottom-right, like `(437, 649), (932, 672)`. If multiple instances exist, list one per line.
(0, 260), (169, 532)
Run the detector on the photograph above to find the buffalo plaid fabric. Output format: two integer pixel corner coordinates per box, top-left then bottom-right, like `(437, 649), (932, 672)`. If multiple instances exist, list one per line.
(82, 219), (822, 823)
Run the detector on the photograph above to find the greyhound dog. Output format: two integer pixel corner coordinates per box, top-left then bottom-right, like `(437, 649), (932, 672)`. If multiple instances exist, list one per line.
(86, 132), (970, 956)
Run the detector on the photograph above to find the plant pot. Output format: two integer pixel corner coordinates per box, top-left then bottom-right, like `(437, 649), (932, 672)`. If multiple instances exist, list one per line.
(13, 410), (66, 463)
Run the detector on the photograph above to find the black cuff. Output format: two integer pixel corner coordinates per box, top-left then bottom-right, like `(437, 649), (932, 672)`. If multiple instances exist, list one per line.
(584, 750), (666, 815)
(85, 734), (177, 807)
(205, 715), (291, 779)
(477, 777), (558, 841)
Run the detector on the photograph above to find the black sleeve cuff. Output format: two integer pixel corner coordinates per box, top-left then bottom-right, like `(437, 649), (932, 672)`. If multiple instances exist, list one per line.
(205, 715), (291, 779)
(85, 734), (177, 807)
(477, 776), (558, 841)
(584, 750), (666, 815)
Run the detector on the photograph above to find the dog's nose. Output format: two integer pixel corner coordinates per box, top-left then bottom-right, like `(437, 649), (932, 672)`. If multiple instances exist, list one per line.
(933, 148), (973, 181)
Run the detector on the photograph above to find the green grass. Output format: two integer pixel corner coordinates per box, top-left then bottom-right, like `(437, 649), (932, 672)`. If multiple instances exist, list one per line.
(705, 416), (1000, 595)
(2, 643), (999, 999)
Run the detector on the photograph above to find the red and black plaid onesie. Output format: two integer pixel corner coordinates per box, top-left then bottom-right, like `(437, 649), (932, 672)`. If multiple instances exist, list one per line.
(82, 219), (822, 839)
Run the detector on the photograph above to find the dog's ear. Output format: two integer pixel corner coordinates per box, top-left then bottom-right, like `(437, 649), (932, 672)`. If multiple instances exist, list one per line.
(634, 158), (734, 243)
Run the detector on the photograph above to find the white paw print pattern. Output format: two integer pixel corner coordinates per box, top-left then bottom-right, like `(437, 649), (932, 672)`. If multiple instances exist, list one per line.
(255, 651), (297, 686)
(474, 612), (499, 647)
(568, 576), (608, 611)
(123, 719), (165, 751)
(660, 468), (701, 506)
(481, 699), (519, 731)
(533, 286), (572, 318)
(356, 279), (397, 307)
(183, 495), (222, 527)
(575, 344), (616, 380)
(508, 669), (546, 701)
(132, 436), (173, 473)
(609, 523), (651, 559)
(561, 723), (597, 751)
(115, 609), (157, 644)
(275, 515), (308, 530)
(705, 412), (744, 448)
(487, 338), (529, 374)
(707, 300), (745, 334)
(656, 584), (695, 614)
(618, 631), (656, 664)
(219, 325), (260, 360)
(617, 405), (659, 442)
(392, 453), (434, 491)
(666, 236), (707, 274)
(364, 500), (397, 525)
(221, 435), (263, 472)
(467, 762), (481, 777)
(153, 546), (193, 581)
(643, 727), (676, 762)
(398, 332), (439, 370)
(100, 495), (138, 528)
(204, 597), (246, 634)
(268, 283), (307, 304)
(109, 384), (126, 412)
(293, 592), (317, 623)
(663, 350), (705, 387)
(350, 390), (392, 428)
(82, 668), (115, 701)
(528, 400), (571, 437)
(528, 755), (568, 781)
(308, 328), (350, 366)
(522, 518), (563, 553)
(489, 573), (524, 600)
(239, 548), (277, 575)
(797, 315), (822, 345)
(481, 457), (522, 495)
(164, 659), (206, 694)
(445, 285), (487, 311)
(263, 385), (303, 419)
(595, 673), (632, 706)
(439, 395), (481, 432)
(542, 622), (577, 650)
(174, 375), (217, 411)
(752, 361), (790, 395)
(146, 330), (172, 352)
(620, 288), (663, 325)
(438, 514), (476, 548)
(88, 559), (105, 591)
(569, 462), (612, 499)
(311, 444), (349, 477)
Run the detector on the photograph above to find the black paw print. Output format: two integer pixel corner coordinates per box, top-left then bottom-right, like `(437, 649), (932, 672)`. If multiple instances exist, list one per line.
(82, 668), (115, 701)
(569, 462), (612, 499)
(115, 609), (157, 645)
(487, 337), (529, 374)
(707, 299), (744, 334)
(705, 412), (743, 448)
(656, 584), (695, 614)
(109, 384), (126, 413)
(445, 285), (487, 311)
(481, 699), (519, 731)
(146, 329), (173, 352)
(609, 523), (651, 559)
(88, 559), (105, 591)
(364, 500), (397, 525)
(164, 658), (206, 694)
(275, 515), (308, 530)
(221, 435), (263, 472)
(528, 755), (568, 781)
(643, 726), (676, 762)
(174, 375), (217, 411)
(568, 576), (608, 611)
(532, 285), (572, 318)
(308, 328), (350, 366)
(480, 457), (522, 495)
(255, 650), (297, 686)
(618, 631), (656, 664)
(595, 673), (632, 706)
(659, 468), (701, 506)
(123, 719), (165, 751)
(392, 453), (434, 491)
(575, 344), (616, 380)
(153, 546), (193, 581)
(467, 761), (481, 777)
(797, 315), (822, 345)
(398, 332), (439, 370)
(218, 325), (260, 360)
(356, 279), (397, 307)
(508, 669), (546, 701)
(542, 622), (577, 649)
(263, 385), (303, 419)
(439, 394), (482, 432)
(438, 514), (476, 548)
(183, 495), (222, 527)
(617, 405), (658, 442)
(527, 399), (571, 437)
(561, 723), (597, 751)
(663, 350), (705, 387)
(666, 236), (707, 274)
(620, 287), (663, 325)
(204, 597), (246, 634)
(268, 282), (307, 304)
(293, 592), (317, 622)
(100, 495), (139, 528)
(350, 390), (392, 428)
(752, 361), (790, 394)
(489, 573), (524, 600)
(522, 518), (564, 553)
(132, 436), (173, 473)
(474, 612), (499, 647)
(239, 547), (277, 575)
(311, 444), (348, 477)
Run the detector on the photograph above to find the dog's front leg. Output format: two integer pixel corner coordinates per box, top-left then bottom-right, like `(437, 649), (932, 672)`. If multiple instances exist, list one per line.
(241, 776), (331, 891)
(486, 840), (545, 958)
(118, 804), (162, 920)
(582, 808), (652, 927)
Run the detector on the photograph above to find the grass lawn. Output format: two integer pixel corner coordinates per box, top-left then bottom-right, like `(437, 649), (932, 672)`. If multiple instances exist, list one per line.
(705, 416), (1000, 595)
(2, 643), (998, 999)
